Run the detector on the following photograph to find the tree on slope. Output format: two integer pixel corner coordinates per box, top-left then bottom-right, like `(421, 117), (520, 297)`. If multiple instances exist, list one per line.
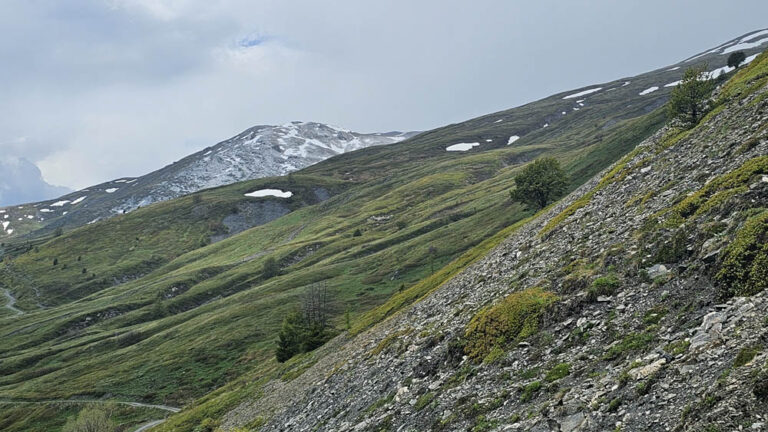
(727, 51), (746, 69)
(510, 157), (568, 209)
(62, 406), (116, 432)
(275, 282), (334, 362)
(667, 65), (715, 128)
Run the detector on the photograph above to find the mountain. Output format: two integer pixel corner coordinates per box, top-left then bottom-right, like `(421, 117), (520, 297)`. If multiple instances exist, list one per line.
(220, 51), (768, 431)
(0, 122), (416, 239)
(0, 31), (766, 432)
(0, 157), (71, 207)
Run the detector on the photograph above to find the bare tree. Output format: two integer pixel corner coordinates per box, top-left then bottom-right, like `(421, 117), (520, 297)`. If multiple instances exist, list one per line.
(301, 281), (330, 327)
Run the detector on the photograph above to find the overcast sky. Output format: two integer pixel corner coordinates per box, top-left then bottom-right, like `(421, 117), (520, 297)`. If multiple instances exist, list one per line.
(1, 0), (767, 190)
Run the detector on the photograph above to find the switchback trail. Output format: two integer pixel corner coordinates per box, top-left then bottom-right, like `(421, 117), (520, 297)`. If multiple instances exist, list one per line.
(2, 288), (23, 315)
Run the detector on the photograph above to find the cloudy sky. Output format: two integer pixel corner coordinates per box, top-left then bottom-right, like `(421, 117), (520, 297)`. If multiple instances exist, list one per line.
(2, 0), (767, 191)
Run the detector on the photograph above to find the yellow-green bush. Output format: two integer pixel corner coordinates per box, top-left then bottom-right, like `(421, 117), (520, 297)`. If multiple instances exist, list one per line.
(716, 210), (768, 298)
(464, 287), (557, 361)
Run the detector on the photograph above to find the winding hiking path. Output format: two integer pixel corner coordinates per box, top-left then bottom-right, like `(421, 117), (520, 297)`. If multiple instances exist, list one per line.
(2, 288), (23, 315)
(133, 419), (167, 432)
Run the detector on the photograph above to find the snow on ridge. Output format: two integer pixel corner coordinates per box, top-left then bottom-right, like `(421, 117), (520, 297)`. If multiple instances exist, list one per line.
(507, 136), (520, 145)
(244, 189), (293, 198)
(622, 81), (631, 87)
(563, 87), (602, 99)
(71, 196), (87, 205)
(722, 36), (768, 54)
(664, 81), (681, 88)
(668, 66), (681, 71)
(51, 200), (70, 207)
(446, 142), (480, 152)
(639, 86), (659, 96)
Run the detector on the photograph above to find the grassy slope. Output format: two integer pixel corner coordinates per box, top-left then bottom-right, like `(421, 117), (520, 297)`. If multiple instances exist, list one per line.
(0, 63), (672, 431)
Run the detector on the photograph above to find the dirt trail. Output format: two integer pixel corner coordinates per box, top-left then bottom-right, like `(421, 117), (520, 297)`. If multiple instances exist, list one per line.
(2, 288), (23, 315)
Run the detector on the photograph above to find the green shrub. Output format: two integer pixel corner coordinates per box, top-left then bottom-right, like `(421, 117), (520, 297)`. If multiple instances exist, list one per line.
(603, 332), (655, 360)
(717, 210), (768, 297)
(262, 257), (279, 279)
(62, 406), (116, 432)
(414, 392), (435, 411)
(520, 381), (542, 402)
(464, 287), (557, 361)
(733, 346), (762, 367)
(544, 363), (571, 382)
(586, 274), (620, 301)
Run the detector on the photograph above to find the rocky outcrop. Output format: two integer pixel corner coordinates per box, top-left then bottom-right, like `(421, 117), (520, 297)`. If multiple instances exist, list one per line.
(221, 68), (768, 431)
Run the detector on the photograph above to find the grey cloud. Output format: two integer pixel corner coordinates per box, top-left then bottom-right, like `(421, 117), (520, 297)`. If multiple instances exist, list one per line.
(1, 0), (768, 189)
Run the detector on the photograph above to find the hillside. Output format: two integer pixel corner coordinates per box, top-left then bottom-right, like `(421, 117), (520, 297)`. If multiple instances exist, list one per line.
(0, 122), (414, 241)
(216, 51), (768, 431)
(0, 31), (767, 432)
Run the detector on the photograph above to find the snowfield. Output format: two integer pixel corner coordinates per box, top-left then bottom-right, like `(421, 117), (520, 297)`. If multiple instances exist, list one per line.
(563, 87), (602, 99)
(639, 86), (659, 95)
(446, 143), (480, 152)
(244, 189), (293, 198)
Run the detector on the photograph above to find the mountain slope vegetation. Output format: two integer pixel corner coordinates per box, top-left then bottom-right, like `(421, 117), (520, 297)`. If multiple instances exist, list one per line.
(0, 31), (766, 432)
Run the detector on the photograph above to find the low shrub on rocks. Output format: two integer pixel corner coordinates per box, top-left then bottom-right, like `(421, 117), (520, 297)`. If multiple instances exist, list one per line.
(716, 209), (768, 298)
(463, 287), (557, 361)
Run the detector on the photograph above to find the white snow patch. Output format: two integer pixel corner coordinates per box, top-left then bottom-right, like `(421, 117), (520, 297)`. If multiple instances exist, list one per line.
(2, 221), (9, 231)
(26, 215), (33, 219)
(561, 111), (566, 115)
(573, 107), (580, 111)
(40, 209), (53, 213)
(71, 196), (87, 205)
(244, 189), (293, 198)
(203, 150), (213, 156)
(6, 229), (12, 235)
(494, 119), (503, 123)
(668, 66), (680, 71)
(722, 36), (768, 54)
(51, 200), (70, 207)
(542, 123), (549, 128)
(664, 80), (682, 88)
(639, 86), (659, 95)
(446, 142), (480, 152)
(622, 81), (631, 87)
(741, 30), (768, 43)
(105, 188), (119, 193)
(563, 87), (602, 99)
(0, 210), (4, 213)
(485, 139), (493, 142)
(507, 136), (520, 145)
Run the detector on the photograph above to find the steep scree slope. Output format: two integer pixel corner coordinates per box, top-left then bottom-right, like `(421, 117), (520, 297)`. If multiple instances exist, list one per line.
(220, 54), (768, 432)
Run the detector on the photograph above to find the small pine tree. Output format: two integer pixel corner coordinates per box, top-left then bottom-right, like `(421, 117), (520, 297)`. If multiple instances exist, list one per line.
(262, 257), (279, 279)
(352, 228), (362, 237)
(727, 51), (746, 69)
(53, 258), (58, 266)
(510, 158), (568, 209)
(667, 65), (715, 127)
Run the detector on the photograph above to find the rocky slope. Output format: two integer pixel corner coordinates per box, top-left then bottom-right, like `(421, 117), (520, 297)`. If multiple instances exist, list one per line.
(0, 122), (414, 239)
(219, 54), (768, 431)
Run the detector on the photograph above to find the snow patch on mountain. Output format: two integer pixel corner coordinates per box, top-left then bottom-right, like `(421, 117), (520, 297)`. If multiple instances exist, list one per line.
(563, 87), (602, 99)
(244, 189), (293, 198)
(446, 143), (480, 152)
